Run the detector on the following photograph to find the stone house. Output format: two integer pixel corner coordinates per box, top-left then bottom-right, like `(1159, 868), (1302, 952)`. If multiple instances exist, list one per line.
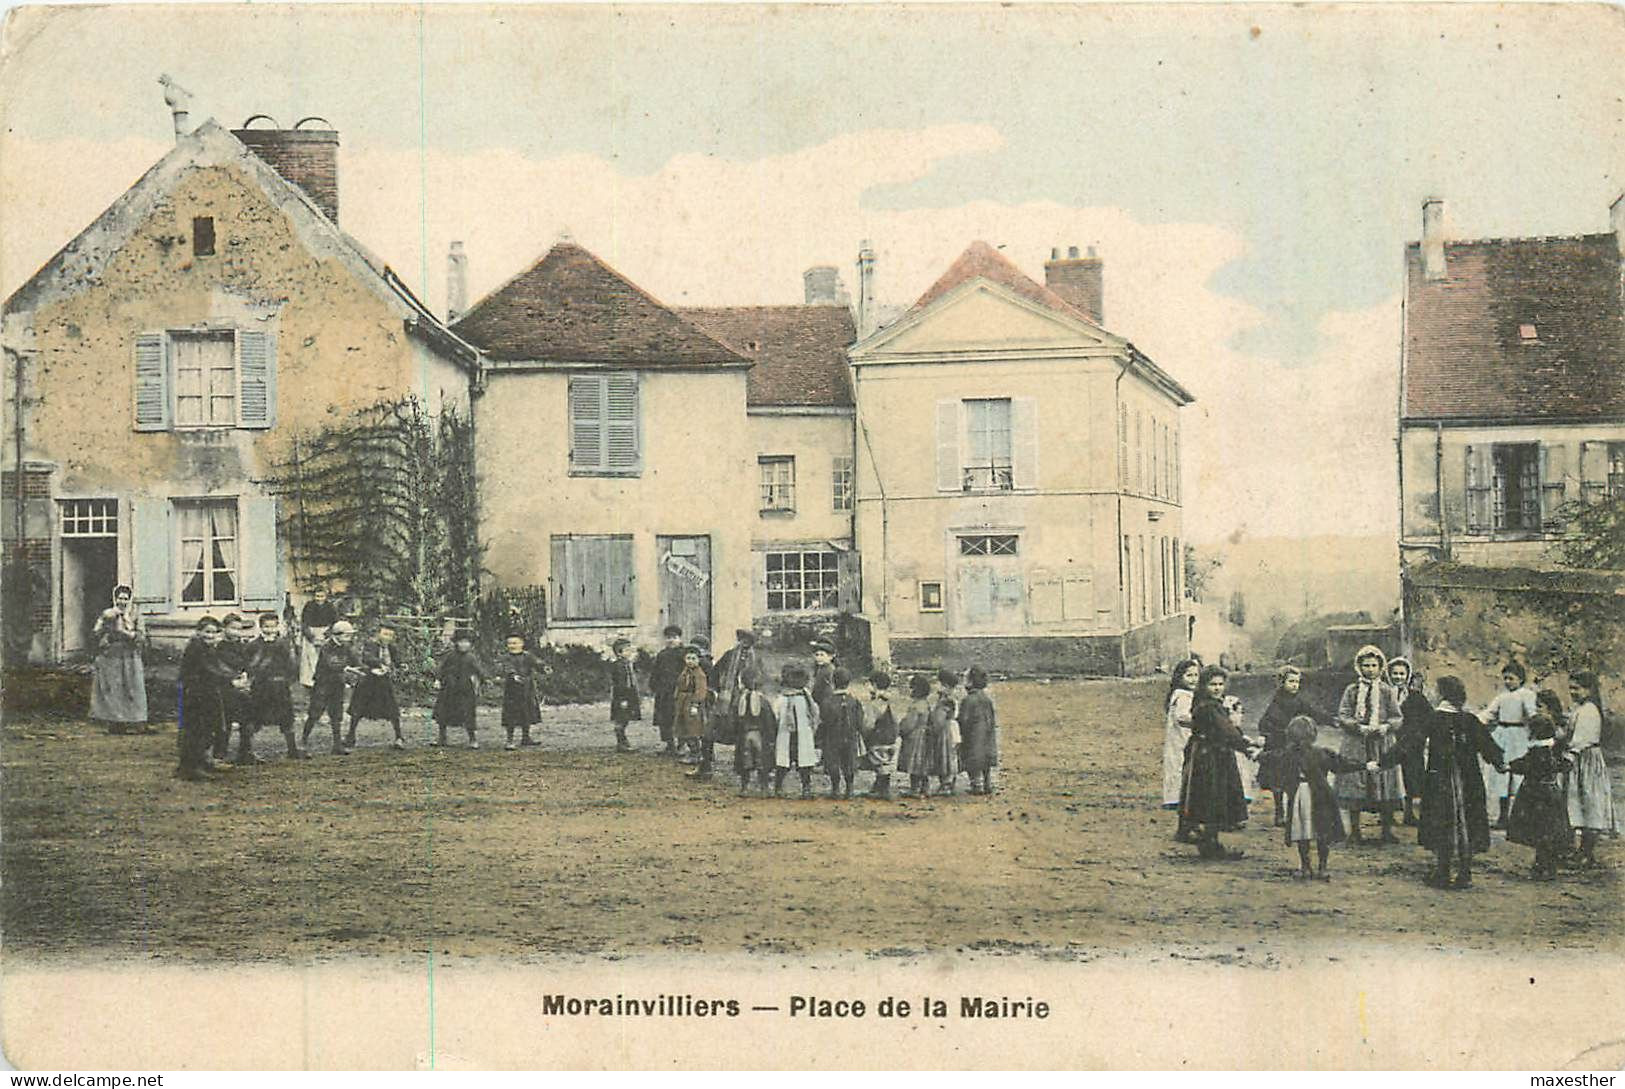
(1398, 196), (1625, 569)
(451, 241), (756, 650)
(848, 241), (1194, 674)
(1, 115), (478, 660)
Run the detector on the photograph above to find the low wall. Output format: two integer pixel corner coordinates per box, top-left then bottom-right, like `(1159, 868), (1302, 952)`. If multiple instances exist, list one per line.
(1402, 561), (1625, 724)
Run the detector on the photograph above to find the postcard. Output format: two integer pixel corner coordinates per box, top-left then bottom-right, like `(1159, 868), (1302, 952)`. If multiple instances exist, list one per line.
(2, 2), (1622, 1071)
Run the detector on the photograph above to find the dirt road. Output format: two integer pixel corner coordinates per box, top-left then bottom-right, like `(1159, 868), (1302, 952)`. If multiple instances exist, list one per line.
(3, 678), (1618, 964)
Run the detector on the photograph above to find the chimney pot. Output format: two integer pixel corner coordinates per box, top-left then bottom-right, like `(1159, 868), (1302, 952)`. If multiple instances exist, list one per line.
(1067, 245), (1080, 259)
(856, 242), (878, 339)
(1422, 197), (1447, 281)
(233, 120), (341, 223)
(1087, 245), (1097, 258)
(158, 75), (194, 143)
(447, 241), (469, 323)
(1050, 247), (1060, 260)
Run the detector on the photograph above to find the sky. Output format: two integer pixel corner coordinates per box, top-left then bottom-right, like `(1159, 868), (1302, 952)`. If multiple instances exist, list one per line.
(3, 3), (1623, 544)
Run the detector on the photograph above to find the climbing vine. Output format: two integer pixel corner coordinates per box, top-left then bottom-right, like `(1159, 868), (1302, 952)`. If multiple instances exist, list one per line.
(262, 397), (482, 622)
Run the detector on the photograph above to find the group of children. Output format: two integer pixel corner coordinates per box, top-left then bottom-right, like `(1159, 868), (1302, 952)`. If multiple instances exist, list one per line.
(628, 626), (1000, 800)
(173, 609), (559, 780)
(172, 612), (1003, 803)
(1163, 645), (1616, 887)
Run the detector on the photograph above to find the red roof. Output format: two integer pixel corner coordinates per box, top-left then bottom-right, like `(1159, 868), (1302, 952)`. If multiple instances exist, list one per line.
(452, 242), (749, 366)
(1404, 233), (1625, 420)
(908, 240), (1092, 323)
(679, 305), (855, 407)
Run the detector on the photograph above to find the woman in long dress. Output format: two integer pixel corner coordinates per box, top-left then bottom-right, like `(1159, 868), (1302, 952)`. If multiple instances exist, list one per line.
(1563, 671), (1616, 869)
(90, 584), (149, 733)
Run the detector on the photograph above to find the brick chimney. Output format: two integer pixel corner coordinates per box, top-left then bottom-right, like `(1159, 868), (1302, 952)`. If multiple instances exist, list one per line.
(803, 265), (848, 306)
(233, 116), (340, 224)
(1421, 197), (1447, 281)
(447, 241), (469, 322)
(1044, 244), (1104, 324)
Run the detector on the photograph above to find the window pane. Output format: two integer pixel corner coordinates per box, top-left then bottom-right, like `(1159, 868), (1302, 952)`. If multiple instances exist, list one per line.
(210, 396), (236, 423)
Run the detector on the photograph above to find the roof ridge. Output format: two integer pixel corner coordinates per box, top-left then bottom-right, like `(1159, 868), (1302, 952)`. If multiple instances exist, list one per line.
(1408, 231), (1615, 249)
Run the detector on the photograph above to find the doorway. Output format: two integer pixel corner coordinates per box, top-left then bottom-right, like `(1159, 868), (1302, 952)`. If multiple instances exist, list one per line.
(656, 535), (711, 647)
(58, 499), (121, 656)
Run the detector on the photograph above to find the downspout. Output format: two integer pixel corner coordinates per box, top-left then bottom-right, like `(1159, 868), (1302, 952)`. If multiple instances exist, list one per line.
(852, 362), (889, 626)
(10, 347), (23, 548)
(1435, 422), (1447, 560)
(1114, 357), (1129, 675)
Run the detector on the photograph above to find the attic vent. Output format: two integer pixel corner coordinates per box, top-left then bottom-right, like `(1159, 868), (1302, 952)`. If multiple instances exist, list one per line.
(1518, 323), (1538, 342)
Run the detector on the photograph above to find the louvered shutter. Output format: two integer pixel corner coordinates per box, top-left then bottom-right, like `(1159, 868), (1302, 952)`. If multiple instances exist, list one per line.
(1579, 440), (1608, 503)
(238, 330), (276, 429)
(604, 374), (640, 473)
(1012, 397), (1039, 490)
(936, 400), (961, 492)
(240, 495), (280, 610)
(134, 334), (170, 431)
(1465, 445), (1491, 535)
(1540, 443), (1568, 530)
(568, 377), (604, 471)
(131, 498), (172, 609)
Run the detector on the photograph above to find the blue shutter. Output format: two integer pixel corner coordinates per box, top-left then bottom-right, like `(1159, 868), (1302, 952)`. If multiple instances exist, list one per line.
(133, 334), (170, 431)
(131, 498), (172, 610)
(238, 330), (276, 429)
(604, 373), (640, 472)
(239, 494), (280, 611)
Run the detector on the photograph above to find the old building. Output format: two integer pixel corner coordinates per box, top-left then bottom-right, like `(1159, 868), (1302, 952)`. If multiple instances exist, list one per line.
(453, 241), (755, 649)
(848, 241), (1194, 674)
(681, 281), (860, 634)
(1, 112), (477, 661)
(1398, 196), (1625, 568)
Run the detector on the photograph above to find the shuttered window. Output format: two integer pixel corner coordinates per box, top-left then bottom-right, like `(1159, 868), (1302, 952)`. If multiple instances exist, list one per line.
(550, 534), (635, 620)
(568, 374), (641, 475)
(133, 328), (275, 431)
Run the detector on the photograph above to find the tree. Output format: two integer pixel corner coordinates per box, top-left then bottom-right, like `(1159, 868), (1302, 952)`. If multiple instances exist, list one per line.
(1183, 543), (1222, 603)
(1549, 496), (1625, 571)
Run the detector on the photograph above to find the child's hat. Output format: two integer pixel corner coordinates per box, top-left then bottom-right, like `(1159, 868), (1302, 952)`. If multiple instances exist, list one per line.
(452, 627), (475, 643)
(331, 620), (356, 635)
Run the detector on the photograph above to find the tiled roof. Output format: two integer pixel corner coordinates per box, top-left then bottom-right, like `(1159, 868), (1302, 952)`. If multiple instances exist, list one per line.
(908, 240), (1093, 324)
(1404, 233), (1625, 420)
(452, 242), (749, 366)
(679, 305), (855, 407)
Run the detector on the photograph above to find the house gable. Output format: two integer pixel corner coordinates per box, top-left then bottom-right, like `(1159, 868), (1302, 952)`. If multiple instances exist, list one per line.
(3, 119), (475, 373)
(857, 279), (1122, 359)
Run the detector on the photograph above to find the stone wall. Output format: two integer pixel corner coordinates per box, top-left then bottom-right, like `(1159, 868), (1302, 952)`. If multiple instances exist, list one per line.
(1402, 560), (1625, 717)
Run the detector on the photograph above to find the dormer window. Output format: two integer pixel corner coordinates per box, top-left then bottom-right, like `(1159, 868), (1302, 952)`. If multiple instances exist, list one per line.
(1518, 323), (1538, 342)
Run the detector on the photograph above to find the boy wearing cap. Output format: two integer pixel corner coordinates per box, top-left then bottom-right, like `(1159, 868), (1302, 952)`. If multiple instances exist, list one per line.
(810, 641), (837, 710)
(701, 628), (757, 780)
(433, 629), (486, 749)
(609, 638), (641, 752)
(302, 620), (360, 755)
(349, 621), (406, 751)
(650, 625), (686, 756)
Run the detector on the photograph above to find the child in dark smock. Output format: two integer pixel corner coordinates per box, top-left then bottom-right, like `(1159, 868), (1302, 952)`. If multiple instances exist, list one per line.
(897, 674), (935, 798)
(499, 632), (546, 750)
(1505, 711), (1572, 881)
(1179, 665), (1256, 861)
(347, 621), (405, 751)
(735, 668), (775, 797)
(958, 665), (999, 796)
(433, 629), (486, 749)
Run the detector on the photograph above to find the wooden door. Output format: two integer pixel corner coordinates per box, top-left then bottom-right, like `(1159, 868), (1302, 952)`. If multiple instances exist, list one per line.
(657, 535), (711, 646)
